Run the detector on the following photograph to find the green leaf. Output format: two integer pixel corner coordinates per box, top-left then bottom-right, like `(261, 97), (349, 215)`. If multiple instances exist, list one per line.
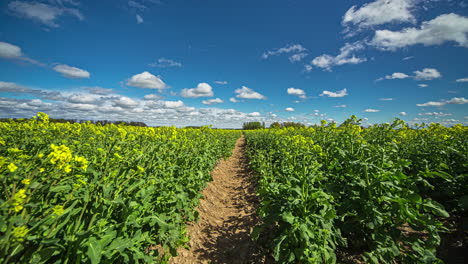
(87, 237), (103, 264)
(424, 200), (449, 217)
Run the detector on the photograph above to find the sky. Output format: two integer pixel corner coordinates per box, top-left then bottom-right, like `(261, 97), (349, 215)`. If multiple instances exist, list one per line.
(0, 0), (467, 128)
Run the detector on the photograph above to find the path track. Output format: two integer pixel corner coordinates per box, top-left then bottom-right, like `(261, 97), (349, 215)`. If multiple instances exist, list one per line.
(170, 136), (266, 264)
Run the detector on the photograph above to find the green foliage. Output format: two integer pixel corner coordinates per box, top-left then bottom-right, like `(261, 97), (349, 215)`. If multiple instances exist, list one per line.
(0, 113), (240, 263)
(245, 120), (467, 263)
(243, 121), (265, 130)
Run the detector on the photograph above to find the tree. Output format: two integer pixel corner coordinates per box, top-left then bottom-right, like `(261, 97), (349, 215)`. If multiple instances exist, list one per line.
(270, 122), (281, 129)
(242, 121), (265, 130)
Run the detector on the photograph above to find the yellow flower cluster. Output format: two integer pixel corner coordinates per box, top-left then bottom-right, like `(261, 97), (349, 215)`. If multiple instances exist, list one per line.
(52, 205), (65, 216)
(48, 144), (73, 173)
(12, 189), (27, 212)
(11, 226), (29, 241)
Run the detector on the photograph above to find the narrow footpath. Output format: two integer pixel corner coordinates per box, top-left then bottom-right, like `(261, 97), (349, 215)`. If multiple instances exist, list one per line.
(170, 136), (266, 264)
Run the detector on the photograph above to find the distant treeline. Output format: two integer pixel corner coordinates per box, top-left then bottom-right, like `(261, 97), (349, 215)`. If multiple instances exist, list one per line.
(242, 121), (307, 130)
(0, 117), (148, 127)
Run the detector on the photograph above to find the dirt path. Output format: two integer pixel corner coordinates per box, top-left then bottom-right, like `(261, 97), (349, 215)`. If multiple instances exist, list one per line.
(170, 136), (266, 264)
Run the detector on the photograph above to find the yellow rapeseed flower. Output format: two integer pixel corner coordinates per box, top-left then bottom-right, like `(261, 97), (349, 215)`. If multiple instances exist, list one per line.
(11, 226), (29, 241)
(21, 179), (31, 185)
(52, 205), (65, 216)
(8, 163), (18, 172)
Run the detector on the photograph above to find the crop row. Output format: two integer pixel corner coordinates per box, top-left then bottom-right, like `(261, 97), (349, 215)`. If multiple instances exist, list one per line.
(245, 117), (467, 263)
(0, 113), (240, 263)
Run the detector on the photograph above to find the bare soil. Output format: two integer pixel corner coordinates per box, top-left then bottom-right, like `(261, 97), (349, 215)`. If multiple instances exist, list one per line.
(170, 136), (268, 264)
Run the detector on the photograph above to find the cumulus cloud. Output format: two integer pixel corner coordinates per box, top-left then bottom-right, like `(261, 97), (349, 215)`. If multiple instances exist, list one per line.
(229, 97), (238, 103)
(248, 112), (261, 117)
(234, 86), (266, 100)
(364, 109), (380, 112)
(202, 98), (223, 105)
(311, 42), (366, 70)
(85, 87), (113, 95)
(377, 68), (441, 81)
(127, 71), (167, 90)
(418, 112), (452, 117)
(414, 68), (441, 80)
(181, 83), (213, 98)
(287, 87), (306, 99)
(416, 97), (468, 107)
(149, 58), (182, 68)
(136, 14), (143, 24)
(371, 13), (468, 50)
(304, 65), (313, 72)
(320, 88), (348, 98)
(162, 100), (184, 108)
(68, 94), (97, 104)
(418, 84), (428, 88)
(53, 64), (90, 79)
(343, 0), (416, 29)
(385, 72), (410, 80)
(262, 44), (307, 60)
(456, 77), (468, 82)
(399, 111), (407, 116)
(285, 107), (295, 112)
(8, 1), (84, 28)
(143, 94), (162, 100)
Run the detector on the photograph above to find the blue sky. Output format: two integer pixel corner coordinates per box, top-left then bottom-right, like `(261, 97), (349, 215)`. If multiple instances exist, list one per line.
(0, 0), (467, 127)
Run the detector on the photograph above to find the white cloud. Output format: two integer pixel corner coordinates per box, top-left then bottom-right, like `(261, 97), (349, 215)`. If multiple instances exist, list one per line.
(202, 98), (224, 105)
(379, 98), (394, 101)
(68, 94), (97, 104)
(456, 77), (468, 82)
(113, 96), (140, 109)
(235, 86), (266, 100)
(127, 71), (167, 90)
(333, 104), (347, 108)
(416, 97), (468, 107)
(403, 56), (414, 60)
(289, 53), (308, 63)
(136, 14), (143, 24)
(386, 72), (410, 79)
(143, 94), (162, 100)
(248, 112), (261, 117)
(0, 41), (22, 58)
(149, 58), (182, 68)
(304, 64), (313, 72)
(229, 97), (238, 103)
(416, 101), (445, 107)
(53, 64), (90, 79)
(285, 107), (295, 112)
(311, 42), (366, 70)
(0, 41), (43, 65)
(162, 100), (184, 108)
(320, 88), (348, 98)
(287, 87), (306, 99)
(418, 112), (452, 117)
(84, 87), (113, 95)
(364, 109), (380, 112)
(371, 13), (468, 50)
(414, 68), (441, 80)
(262, 44), (307, 59)
(418, 84), (428, 87)
(181, 83), (213, 98)
(447, 97), (468, 104)
(214, 81), (228, 85)
(343, 0), (416, 29)
(8, 1), (84, 28)
(399, 111), (407, 116)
